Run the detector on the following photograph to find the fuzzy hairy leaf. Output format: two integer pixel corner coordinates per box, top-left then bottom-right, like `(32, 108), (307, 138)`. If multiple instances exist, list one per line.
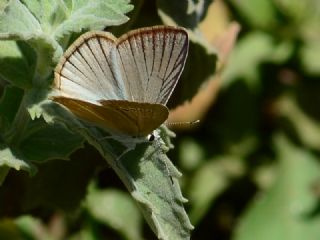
(0, 0), (133, 81)
(0, 0), (133, 39)
(0, 41), (35, 88)
(0, 145), (34, 174)
(45, 102), (193, 240)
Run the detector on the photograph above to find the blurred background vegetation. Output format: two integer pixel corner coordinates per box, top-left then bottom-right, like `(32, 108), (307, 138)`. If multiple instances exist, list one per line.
(170, 0), (320, 239)
(1, 0), (320, 239)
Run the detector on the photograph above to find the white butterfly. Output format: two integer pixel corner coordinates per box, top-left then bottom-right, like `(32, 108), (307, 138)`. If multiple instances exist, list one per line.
(52, 26), (189, 140)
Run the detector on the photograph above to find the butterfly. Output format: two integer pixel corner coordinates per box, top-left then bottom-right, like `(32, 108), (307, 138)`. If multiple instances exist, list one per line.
(52, 26), (189, 139)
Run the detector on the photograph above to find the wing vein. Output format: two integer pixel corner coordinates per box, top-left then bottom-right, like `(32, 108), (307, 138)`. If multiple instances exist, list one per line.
(140, 34), (150, 89)
(84, 40), (107, 96)
(158, 31), (166, 75)
(97, 38), (121, 92)
(76, 43), (103, 91)
(163, 32), (176, 81)
(127, 38), (142, 101)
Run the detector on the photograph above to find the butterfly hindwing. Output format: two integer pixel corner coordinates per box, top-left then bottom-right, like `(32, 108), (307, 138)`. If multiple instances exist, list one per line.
(99, 100), (169, 136)
(53, 97), (168, 136)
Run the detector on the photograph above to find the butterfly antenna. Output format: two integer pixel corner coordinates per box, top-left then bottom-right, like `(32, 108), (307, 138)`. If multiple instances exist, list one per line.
(166, 119), (200, 128)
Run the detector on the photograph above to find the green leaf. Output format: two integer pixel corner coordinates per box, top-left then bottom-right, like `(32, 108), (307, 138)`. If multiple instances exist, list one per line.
(0, 166), (10, 185)
(19, 119), (83, 162)
(25, 88), (53, 121)
(19, 145), (105, 212)
(0, 144), (33, 173)
(90, 129), (193, 240)
(0, 41), (35, 88)
(222, 32), (293, 88)
(0, 87), (83, 165)
(275, 0), (320, 24)
(86, 188), (143, 240)
(0, 0), (43, 40)
(276, 95), (320, 150)
(15, 215), (52, 239)
(229, 0), (277, 29)
(0, 0), (57, 79)
(0, 0), (133, 40)
(157, 0), (213, 29)
(0, 86), (24, 131)
(188, 155), (244, 225)
(234, 134), (320, 240)
(0, 0), (133, 82)
(300, 40), (320, 75)
(52, 0), (133, 39)
(178, 138), (204, 171)
(45, 102), (193, 240)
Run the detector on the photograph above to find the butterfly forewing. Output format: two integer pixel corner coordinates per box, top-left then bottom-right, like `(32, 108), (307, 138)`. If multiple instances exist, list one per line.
(117, 26), (189, 104)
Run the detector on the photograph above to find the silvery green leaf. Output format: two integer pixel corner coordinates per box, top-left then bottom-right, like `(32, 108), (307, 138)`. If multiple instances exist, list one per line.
(45, 102), (193, 240)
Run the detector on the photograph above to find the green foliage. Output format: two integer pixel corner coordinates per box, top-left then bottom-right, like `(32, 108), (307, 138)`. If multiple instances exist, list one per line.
(3, 0), (319, 239)
(86, 187), (144, 240)
(172, 0), (320, 240)
(0, 0), (215, 240)
(157, 0), (213, 29)
(234, 135), (320, 240)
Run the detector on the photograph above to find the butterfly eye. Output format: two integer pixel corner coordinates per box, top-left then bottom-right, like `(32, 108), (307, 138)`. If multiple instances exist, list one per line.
(148, 134), (155, 141)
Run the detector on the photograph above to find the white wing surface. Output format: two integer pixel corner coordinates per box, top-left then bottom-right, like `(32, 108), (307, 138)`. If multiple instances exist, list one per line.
(54, 26), (188, 105)
(116, 26), (189, 104)
(54, 31), (126, 104)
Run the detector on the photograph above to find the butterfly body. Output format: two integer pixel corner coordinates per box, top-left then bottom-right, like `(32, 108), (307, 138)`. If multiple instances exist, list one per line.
(53, 26), (188, 137)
